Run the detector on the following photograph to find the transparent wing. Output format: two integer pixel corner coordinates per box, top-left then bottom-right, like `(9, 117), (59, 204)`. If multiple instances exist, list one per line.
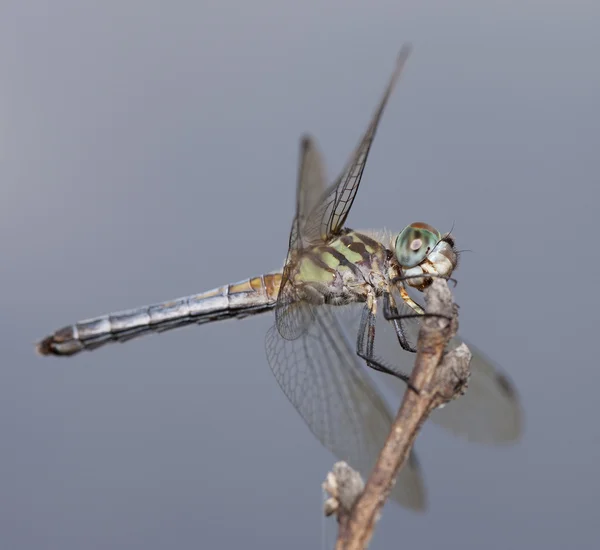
(275, 137), (328, 340)
(384, 292), (523, 444)
(275, 45), (411, 341)
(304, 44), (412, 242)
(288, 136), (328, 251)
(273, 284), (315, 341)
(265, 304), (426, 511)
(427, 336), (523, 444)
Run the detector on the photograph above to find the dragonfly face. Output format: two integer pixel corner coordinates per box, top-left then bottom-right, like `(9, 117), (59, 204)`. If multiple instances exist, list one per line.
(37, 45), (522, 512)
(394, 222), (459, 291)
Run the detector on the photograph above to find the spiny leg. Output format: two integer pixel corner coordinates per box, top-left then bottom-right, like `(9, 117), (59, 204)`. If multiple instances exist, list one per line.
(356, 295), (418, 393)
(383, 291), (417, 353)
(381, 278), (455, 354)
(384, 282), (453, 324)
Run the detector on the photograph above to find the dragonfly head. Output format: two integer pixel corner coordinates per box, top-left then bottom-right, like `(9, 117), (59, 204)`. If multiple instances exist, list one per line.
(394, 222), (458, 290)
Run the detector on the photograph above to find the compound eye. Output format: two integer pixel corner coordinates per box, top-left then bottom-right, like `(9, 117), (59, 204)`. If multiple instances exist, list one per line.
(394, 222), (441, 268)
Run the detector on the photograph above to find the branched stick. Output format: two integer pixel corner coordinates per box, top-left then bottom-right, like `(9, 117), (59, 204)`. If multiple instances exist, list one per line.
(326, 279), (472, 549)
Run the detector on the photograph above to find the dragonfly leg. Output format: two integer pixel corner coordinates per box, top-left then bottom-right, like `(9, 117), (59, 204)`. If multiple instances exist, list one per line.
(390, 273), (458, 288)
(382, 291), (418, 353)
(381, 290), (454, 357)
(356, 300), (418, 394)
(383, 290), (452, 325)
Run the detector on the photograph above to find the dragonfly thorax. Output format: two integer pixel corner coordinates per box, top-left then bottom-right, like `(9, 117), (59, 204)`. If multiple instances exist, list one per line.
(292, 231), (390, 306)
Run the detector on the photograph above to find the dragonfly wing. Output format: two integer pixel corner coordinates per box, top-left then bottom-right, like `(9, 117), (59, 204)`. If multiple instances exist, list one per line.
(386, 302), (523, 445)
(306, 45), (412, 241)
(290, 136), (328, 249)
(337, 290), (523, 445)
(276, 46), (411, 340)
(266, 305), (426, 511)
(275, 135), (328, 340)
(274, 282), (315, 341)
(427, 336), (523, 444)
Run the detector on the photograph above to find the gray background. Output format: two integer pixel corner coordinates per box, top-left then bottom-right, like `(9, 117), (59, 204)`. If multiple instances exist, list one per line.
(2, 1), (599, 548)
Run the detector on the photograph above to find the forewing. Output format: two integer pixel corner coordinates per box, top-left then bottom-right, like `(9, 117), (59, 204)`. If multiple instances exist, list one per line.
(275, 46), (411, 340)
(265, 304), (426, 511)
(304, 44), (412, 242)
(290, 136), (328, 249)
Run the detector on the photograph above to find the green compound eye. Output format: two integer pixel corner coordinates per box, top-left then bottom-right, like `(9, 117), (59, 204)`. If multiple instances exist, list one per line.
(394, 222), (441, 268)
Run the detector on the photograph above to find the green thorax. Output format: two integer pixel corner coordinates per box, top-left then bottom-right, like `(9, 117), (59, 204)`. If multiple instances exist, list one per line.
(296, 231), (388, 285)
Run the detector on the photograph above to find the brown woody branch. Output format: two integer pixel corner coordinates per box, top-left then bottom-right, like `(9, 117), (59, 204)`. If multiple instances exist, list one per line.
(325, 279), (472, 549)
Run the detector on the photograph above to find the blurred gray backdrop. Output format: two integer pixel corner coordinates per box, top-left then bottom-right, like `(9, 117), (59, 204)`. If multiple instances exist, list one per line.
(2, 1), (599, 549)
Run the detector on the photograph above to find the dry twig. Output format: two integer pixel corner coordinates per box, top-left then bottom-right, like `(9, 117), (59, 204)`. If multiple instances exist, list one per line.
(328, 279), (472, 549)
(323, 461), (365, 538)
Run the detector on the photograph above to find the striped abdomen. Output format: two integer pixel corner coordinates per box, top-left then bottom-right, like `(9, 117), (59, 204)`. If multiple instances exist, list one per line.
(37, 272), (283, 357)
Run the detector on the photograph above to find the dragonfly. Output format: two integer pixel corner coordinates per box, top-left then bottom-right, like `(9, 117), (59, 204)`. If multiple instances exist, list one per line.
(36, 45), (521, 511)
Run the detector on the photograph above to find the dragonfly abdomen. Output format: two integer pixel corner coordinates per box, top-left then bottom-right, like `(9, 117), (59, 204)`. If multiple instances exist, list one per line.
(37, 272), (283, 356)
